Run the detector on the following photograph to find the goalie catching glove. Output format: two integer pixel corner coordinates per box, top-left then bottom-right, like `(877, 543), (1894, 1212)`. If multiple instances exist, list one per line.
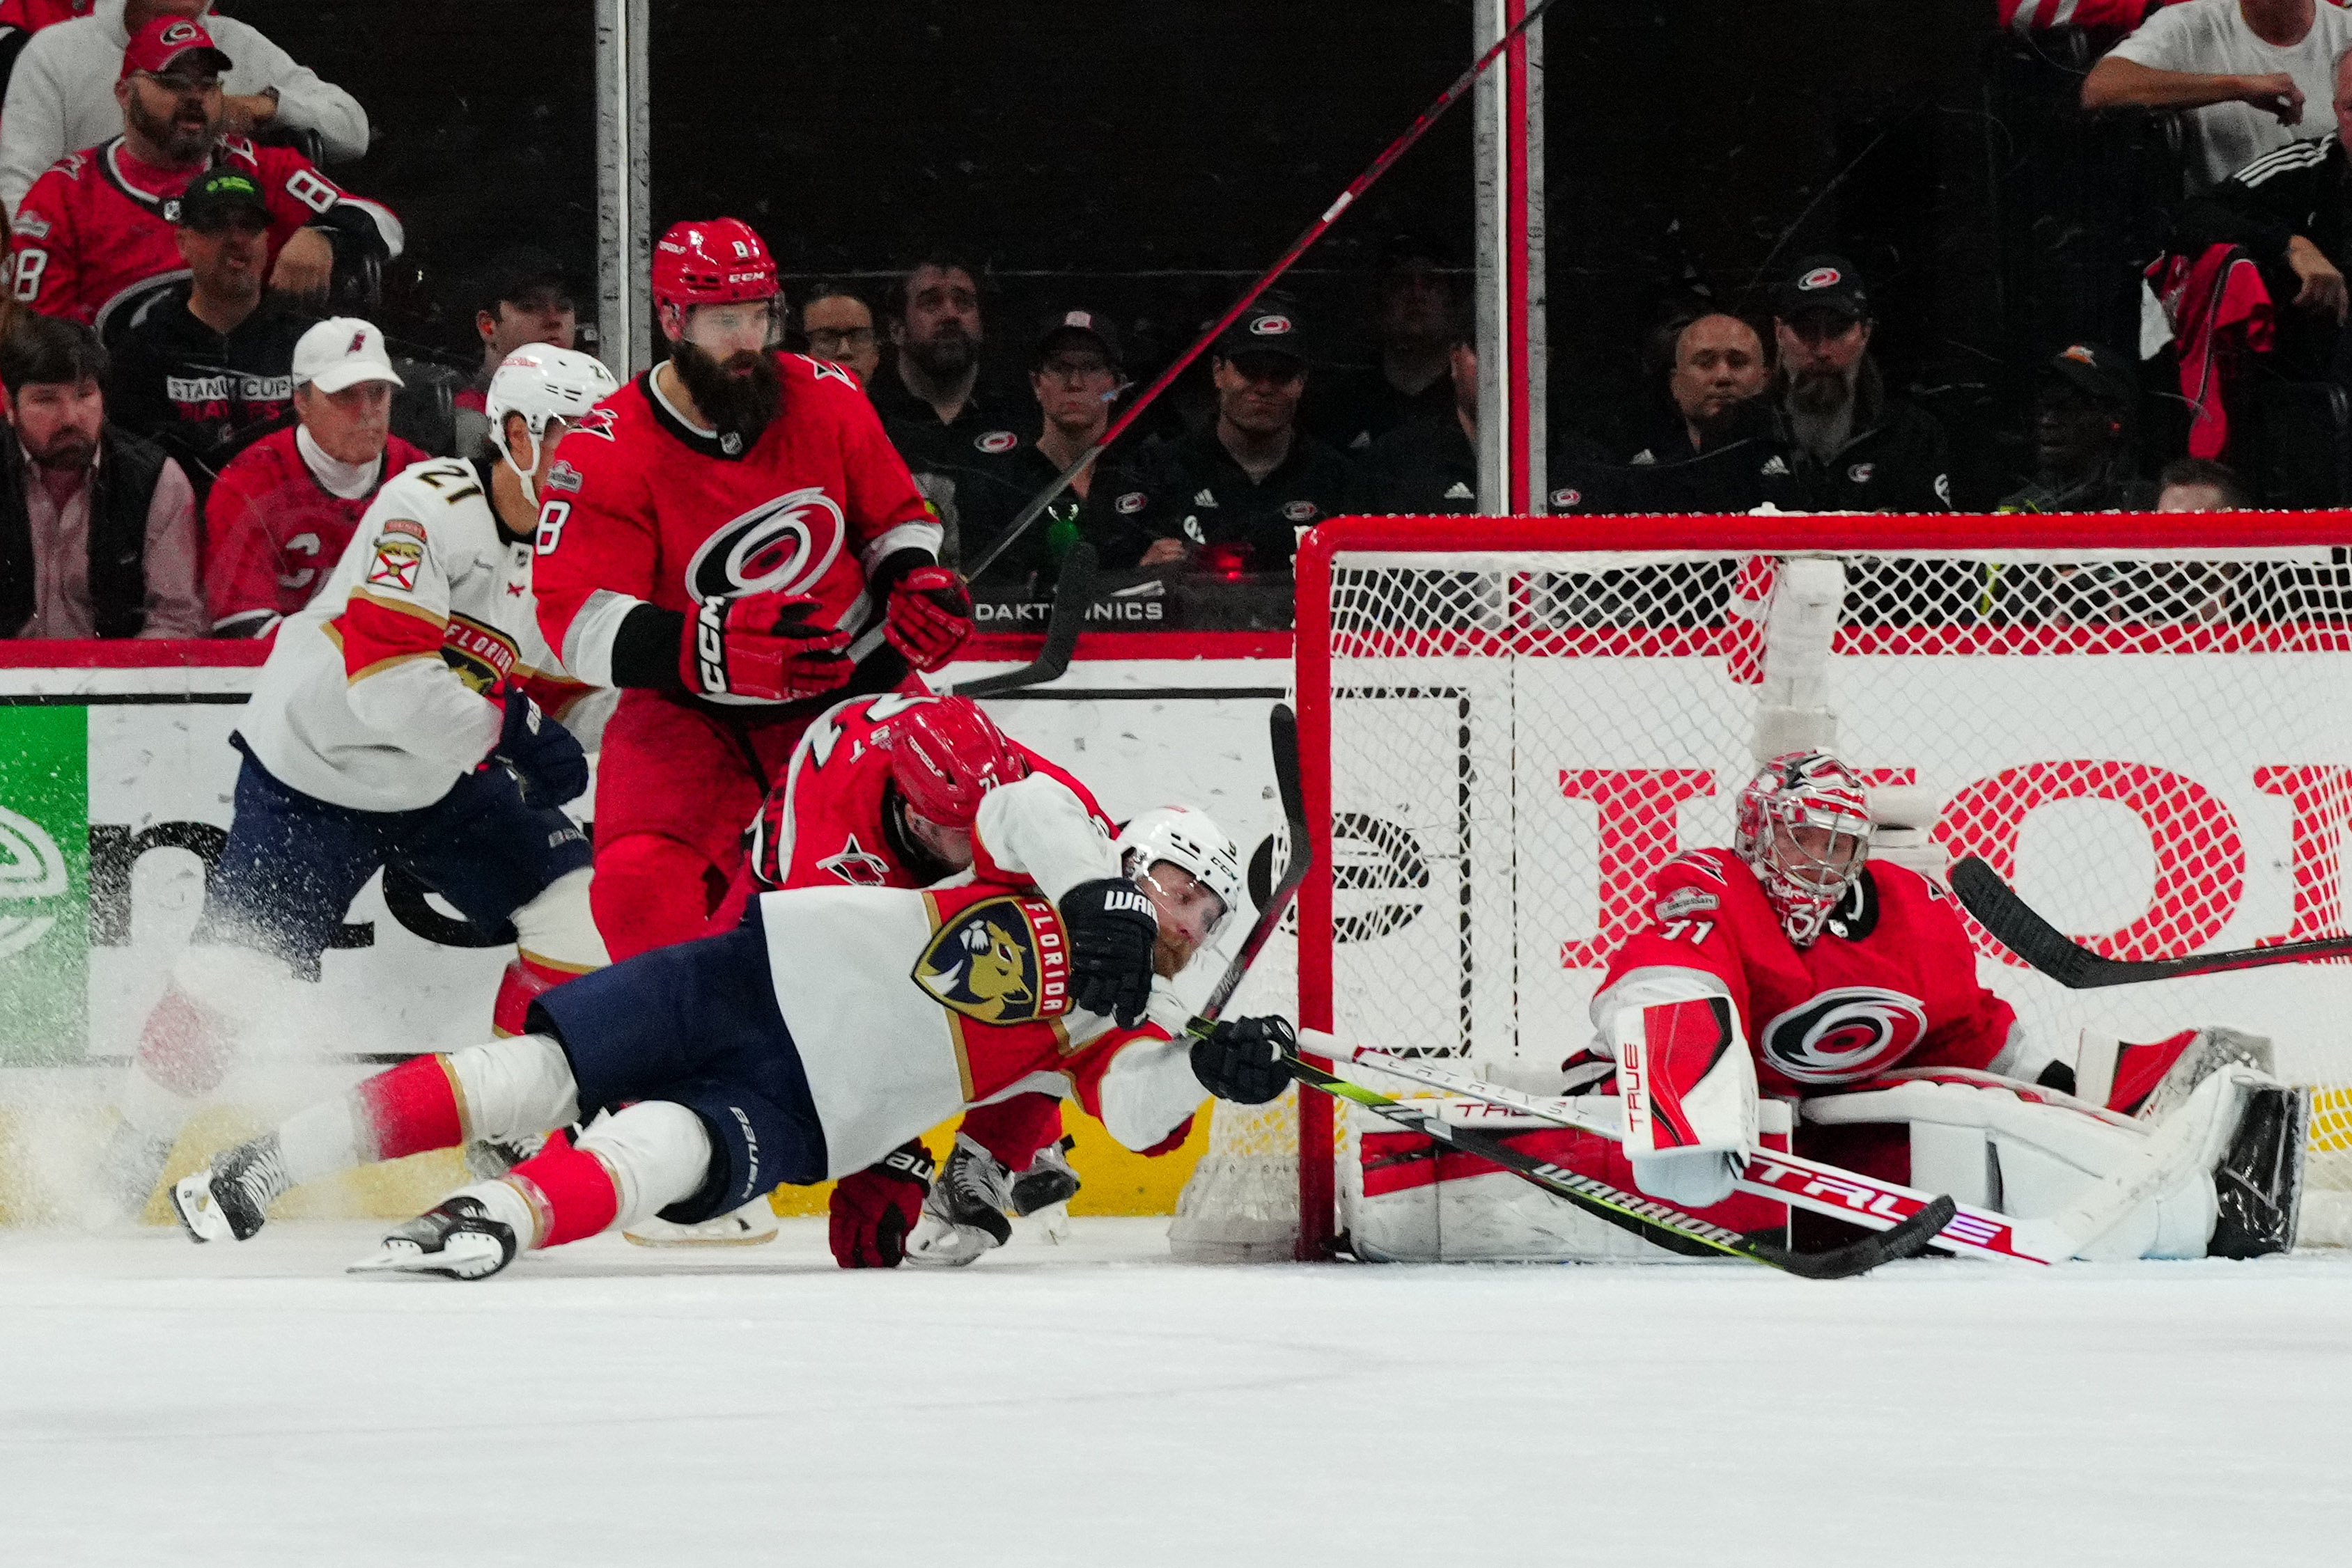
(487, 685), (589, 807)
(681, 589), (853, 702)
(1192, 1015), (1297, 1104)
(882, 563), (974, 671)
(827, 1138), (937, 1269)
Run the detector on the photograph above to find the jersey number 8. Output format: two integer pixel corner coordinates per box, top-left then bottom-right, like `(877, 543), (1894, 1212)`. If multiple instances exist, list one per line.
(10, 249), (46, 303)
(534, 500), (571, 556)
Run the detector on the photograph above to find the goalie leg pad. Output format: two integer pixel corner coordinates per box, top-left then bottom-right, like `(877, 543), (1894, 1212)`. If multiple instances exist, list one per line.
(1801, 1069), (2243, 1259)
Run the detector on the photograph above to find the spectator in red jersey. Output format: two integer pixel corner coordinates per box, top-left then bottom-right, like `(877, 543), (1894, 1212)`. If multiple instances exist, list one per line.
(451, 247), (578, 459)
(7, 15), (399, 343)
(0, 311), (203, 638)
(800, 282), (881, 386)
(1, 1), (368, 213)
(202, 316), (424, 636)
(103, 166), (309, 495)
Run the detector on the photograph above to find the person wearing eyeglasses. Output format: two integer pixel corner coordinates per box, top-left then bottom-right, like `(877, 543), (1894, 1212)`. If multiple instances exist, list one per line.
(800, 282), (881, 387)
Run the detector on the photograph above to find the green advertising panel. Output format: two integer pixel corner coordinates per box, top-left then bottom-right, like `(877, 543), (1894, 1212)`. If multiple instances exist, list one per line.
(0, 705), (89, 1064)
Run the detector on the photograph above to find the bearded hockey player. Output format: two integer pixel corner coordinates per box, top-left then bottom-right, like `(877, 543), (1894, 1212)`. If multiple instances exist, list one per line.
(171, 788), (1285, 1280)
(660, 691), (1128, 1267)
(530, 217), (974, 963)
(1587, 751), (2304, 1261)
(92, 347), (618, 1221)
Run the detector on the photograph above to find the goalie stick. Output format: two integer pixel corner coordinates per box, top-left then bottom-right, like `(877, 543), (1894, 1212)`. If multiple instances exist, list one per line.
(1283, 1053), (1952, 1278)
(952, 543), (1098, 699)
(1305, 1037), (2063, 1266)
(1950, 855), (2352, 987)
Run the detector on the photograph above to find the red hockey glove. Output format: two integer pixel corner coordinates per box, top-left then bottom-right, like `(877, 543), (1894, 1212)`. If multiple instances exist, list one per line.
(827, 1138), (936, 1268)
(681, 590), (853, 702)
(882, 563), (974, 672)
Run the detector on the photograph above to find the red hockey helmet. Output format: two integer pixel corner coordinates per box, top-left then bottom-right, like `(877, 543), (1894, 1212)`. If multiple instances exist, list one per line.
(1733, 750), (1874, 948)
(652, 218), (779, 313)
(889, 697), (1030, 830)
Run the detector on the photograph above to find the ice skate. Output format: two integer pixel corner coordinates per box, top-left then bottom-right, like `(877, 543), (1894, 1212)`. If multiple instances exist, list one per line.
(623, 1196), (779, 1247)
(348, 1197), (517, 1280)
(2209, 1084), (2308, 1259)
(905, 1133), (1014, 1267)
(1008, 1134), (1081, 1216)
(170, 1134), (291, 1244)
(462, 1131), (549, 1182)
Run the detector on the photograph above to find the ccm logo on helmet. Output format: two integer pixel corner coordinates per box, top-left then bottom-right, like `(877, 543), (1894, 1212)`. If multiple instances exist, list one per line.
(683, 486), (846, 601)
(1759, 986), (1927, 1084)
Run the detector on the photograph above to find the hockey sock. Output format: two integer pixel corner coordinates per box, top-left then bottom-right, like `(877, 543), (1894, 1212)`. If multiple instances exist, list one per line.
(958, 1092), (1066, 1171)
(591, 833), (722, 961)
(504, 1137), (621, 1248)
(274, 1099), (364, 1190)
(352, 1056), (467, 1163)
(492, 954), (591, 1037)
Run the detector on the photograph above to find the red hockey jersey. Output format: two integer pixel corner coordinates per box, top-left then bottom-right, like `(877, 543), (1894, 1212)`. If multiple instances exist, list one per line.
(202, 425), (428, 635)
(8, 136), (401, 338)
(745, 691), (1112, 895)
(1593, 848), (2023, 1099)
(529, 354), (938, 699)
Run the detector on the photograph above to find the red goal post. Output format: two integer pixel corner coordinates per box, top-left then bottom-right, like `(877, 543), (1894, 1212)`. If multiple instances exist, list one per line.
(1274, 512), (2352, 1260)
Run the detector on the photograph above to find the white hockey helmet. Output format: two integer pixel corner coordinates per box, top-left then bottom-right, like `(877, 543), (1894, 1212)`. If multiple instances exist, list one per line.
(1116, 805), (1245, 943)
(483, 345), (618, 501)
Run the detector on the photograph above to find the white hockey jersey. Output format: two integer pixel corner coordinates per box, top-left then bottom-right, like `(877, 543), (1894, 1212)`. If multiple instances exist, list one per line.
(754, 773), (1209, 1175)
(238, 456), (586, 813)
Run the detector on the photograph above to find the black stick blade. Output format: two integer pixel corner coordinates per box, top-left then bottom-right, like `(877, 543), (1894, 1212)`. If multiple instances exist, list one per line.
(1753, 1193), (1958, 1280)
(953, 543), (1097, 698)
(1949, 856), (2106, 988)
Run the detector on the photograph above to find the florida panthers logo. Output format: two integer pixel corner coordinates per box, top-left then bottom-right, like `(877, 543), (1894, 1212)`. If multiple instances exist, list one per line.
(683, 486), (846, 602)
(912, 895), (1070, 1026)
(1759, 986), (1928, 1084)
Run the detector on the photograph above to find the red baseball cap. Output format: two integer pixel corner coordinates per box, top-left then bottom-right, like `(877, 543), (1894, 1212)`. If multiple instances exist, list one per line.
(120, 17), (233, 81)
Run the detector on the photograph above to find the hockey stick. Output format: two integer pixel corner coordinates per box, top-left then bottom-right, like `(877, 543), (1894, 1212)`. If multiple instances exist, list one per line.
(952, 543), (1098, 698)
(1283, 1054), (1952, 1278)
(1309, 1039), (2064, 1266)
(964, 0), (1565, 580)
(1185, 702), (1307, 1029)
(1950, 856), (2352, 987)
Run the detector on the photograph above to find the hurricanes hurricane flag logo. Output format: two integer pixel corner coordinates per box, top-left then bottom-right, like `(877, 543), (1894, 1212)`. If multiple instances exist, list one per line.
(912, 895), (1070, 1025)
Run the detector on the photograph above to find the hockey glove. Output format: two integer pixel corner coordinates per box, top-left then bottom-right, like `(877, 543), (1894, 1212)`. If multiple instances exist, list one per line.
(827, 1138), (936, 1268)
(1191, 1015), (1297, 1105)
(490, 685), (590, 807)
(882, 563), (974, 672)
(681, 590), (854, 702)
(1060, 877), (1159, 1028)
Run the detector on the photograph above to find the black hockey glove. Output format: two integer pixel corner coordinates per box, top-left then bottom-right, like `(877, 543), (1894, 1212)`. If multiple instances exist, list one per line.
(1060, 877), (1159, 1028)
(491, 686), (589, 807)
(1191, 1015), (1297, 1105)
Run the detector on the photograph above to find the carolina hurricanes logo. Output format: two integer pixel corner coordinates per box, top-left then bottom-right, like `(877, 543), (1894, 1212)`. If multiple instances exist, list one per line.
(1799, 266), (1842, 290)
(1759, 986), (1928, 1085)
(160, 20), (201, 45)
(683, 486), (846, 602)
(573, 406), (621, 442)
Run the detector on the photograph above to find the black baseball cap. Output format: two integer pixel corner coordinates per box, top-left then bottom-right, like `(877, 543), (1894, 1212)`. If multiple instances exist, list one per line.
(174, 168), (267, 229)
(476, 246), (575, 315)
(2043, 340), (2137, 408)
(1215, 294), (1309, 364)
(1033, 308), (1123, 370)
(1774, 253), (1871, 322)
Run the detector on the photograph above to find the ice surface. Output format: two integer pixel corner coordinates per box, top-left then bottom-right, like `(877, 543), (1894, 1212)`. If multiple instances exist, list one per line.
(3, 1218), (2349, 1566)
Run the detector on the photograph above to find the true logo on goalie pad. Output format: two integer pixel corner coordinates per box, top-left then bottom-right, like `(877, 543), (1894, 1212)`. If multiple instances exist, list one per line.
(1759, 985), (1927, 1084)
(912, 894), (1070, 1025)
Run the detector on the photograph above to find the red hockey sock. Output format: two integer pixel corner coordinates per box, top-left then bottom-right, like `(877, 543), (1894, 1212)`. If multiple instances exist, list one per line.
(959, 1092), (1066, 1170)
(592, 833), (722, 961)
(352, 1055), (467, 1163)
(506, 1136), (619, 1248)
(492, 954), (589, 1037)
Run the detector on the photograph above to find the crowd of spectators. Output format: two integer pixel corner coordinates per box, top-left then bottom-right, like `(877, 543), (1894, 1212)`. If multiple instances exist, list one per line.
(1, 0), (2338, 643)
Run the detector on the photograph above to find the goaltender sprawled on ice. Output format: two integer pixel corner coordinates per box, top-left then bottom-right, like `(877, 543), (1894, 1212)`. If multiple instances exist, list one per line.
(1344, 750), (2307, 1264)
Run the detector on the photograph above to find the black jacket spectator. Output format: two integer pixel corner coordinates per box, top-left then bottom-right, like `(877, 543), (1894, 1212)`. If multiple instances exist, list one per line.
(918, 427), (1135, 590)
(105, 284), (306, 494)
(1102, 423), (1366, 572)
(1365, 411), (1476, 512)
(1775, 355), (1953, 511)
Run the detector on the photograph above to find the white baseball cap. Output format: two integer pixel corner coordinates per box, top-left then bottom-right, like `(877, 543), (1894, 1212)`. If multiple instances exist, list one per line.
(293, 317), (405, 393)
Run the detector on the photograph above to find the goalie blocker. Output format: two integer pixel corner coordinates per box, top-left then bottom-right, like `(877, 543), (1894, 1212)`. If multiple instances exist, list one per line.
(1344, 752), (2310, 1263)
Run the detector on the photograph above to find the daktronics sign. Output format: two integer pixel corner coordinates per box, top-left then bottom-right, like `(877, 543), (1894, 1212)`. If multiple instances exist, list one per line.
(1555, 759), (2352, 971)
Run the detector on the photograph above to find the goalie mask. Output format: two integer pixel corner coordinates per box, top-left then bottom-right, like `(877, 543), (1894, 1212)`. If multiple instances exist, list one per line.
(1734, 751), (1873, 948)
(1116, 806), (1244, 946)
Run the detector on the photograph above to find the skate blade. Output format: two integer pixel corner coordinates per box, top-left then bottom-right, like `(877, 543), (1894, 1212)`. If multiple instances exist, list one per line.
(621, 1221), (779, 1248)
(169, 1175), (233, 1244)
(346, 1237), (505, 1280)
(903, 1222), (999, 1268)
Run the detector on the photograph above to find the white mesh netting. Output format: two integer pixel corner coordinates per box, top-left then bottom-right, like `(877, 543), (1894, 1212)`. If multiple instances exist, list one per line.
(1174, 531), (2352, 1257)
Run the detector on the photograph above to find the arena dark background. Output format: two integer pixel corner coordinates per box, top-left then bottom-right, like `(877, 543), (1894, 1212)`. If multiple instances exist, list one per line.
(270, 1), (2133, 504)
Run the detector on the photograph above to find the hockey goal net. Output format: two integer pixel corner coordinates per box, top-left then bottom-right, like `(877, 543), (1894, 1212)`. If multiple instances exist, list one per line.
(1171, 514), (2352, 1261)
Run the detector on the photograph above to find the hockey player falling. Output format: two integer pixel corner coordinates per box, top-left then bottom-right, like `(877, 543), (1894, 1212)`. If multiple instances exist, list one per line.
(696, 692), (1133, 1267)
(529, 217), (976, 963)
(95, 346), (621, 1220)
(1562, 751), (2303, 1261)
(170, 779), (1282, 1280)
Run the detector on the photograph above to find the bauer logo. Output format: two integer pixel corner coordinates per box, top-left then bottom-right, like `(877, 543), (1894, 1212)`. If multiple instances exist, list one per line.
(912, 895), (1070, 1025)
(0, 707), (90, 1065)
(1759, 986), (1926, 1084)
(683, 486), (846, 602)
